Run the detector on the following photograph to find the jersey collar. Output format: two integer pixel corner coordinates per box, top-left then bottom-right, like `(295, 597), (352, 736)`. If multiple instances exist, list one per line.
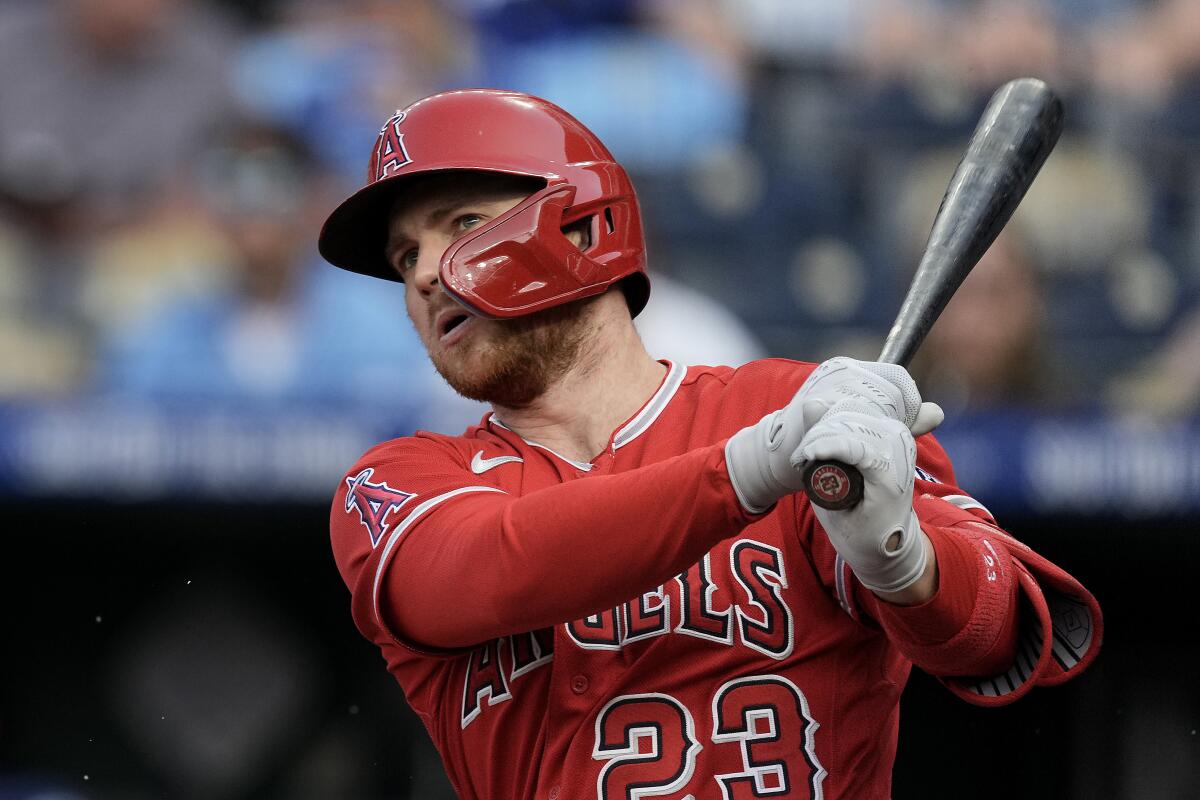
(487, 416), (595, 471)
(485, 360), (687, 468)
(612, 360), (686, 450)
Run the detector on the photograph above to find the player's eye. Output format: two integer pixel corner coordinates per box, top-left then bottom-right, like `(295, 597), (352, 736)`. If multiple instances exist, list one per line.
(395, 248), (418, 275)
(455, 213), (483, 232)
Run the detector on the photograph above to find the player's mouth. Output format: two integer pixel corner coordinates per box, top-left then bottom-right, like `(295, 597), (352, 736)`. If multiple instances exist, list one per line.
(435, 308), (477, 346)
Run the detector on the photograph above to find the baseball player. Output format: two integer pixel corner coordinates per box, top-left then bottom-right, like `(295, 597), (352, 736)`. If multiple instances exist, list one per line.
(319, 89), (1101, 799)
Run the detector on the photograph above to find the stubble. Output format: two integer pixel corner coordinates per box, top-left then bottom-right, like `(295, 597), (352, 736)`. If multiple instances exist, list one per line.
(426, 298), (598, 408)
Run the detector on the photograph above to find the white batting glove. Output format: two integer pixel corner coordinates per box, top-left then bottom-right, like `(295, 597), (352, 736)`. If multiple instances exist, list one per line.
(794, 357), (939, 431)
(725, 357), (943, 513)
(793, 401), (928, 593)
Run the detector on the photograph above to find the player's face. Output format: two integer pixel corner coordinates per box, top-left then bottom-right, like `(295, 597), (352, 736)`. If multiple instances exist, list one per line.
(386, 173), (595, 407)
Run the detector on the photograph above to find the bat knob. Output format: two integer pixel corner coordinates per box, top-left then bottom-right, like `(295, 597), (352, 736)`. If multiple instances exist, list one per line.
(802, 459), (864, 511)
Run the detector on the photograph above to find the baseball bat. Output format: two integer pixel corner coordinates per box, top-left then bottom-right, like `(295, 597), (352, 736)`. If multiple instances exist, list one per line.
(802, 78), (1064, 511)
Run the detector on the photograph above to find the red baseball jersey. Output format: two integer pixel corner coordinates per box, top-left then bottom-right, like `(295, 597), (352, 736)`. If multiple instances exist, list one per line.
(330, 359), (1101, 799)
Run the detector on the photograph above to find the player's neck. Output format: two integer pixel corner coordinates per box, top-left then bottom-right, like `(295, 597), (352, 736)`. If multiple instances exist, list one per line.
(490, 297), (666, 464)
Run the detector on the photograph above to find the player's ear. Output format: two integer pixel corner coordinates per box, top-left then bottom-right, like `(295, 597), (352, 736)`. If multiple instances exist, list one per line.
(561, 216), (593, 252)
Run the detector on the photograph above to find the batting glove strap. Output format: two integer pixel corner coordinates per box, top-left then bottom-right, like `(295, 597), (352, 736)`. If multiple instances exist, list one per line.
(837, 508), (929, 594)
(796, 406), (929, 593)
(725, 411), (790, 514)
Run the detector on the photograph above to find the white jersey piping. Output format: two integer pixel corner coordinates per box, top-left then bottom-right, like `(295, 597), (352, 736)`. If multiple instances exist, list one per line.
(613, 360), (687, 450)
(487, 360), (688, 467)
(488, 417), (594, 471)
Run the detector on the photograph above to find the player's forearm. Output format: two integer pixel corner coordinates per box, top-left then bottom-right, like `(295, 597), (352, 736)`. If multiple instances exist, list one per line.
(379, 442), (758, 649)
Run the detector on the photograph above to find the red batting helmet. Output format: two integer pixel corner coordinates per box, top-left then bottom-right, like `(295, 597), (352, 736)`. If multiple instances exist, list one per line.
(318, 89), (650, 319)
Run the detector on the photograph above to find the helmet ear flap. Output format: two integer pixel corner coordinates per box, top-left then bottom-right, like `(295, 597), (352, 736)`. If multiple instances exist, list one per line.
(557, 199), (650, 319)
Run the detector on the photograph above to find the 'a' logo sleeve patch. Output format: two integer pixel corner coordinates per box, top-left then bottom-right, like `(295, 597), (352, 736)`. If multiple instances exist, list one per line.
(344, 467), (416, 547)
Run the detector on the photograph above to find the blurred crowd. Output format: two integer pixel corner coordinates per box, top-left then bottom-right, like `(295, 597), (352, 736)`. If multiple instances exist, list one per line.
(3, 0), (1200, 428)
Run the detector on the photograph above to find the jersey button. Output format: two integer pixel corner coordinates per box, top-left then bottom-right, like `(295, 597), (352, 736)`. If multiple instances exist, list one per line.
(548, 787), (560, 800)
(570, 675), (589, 694)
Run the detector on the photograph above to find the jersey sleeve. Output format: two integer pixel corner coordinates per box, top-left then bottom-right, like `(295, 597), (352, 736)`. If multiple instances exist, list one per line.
(330, 435), (762, 654)
(804, 433), (1102, 706)
(329, 435), (497, 654)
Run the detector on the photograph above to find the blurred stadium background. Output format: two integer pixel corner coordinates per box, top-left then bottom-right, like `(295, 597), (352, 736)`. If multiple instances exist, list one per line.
(1, 0), (1198, 797)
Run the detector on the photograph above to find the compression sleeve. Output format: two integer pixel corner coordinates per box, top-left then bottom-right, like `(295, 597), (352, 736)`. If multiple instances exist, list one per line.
(838, 432), (1100, 706)
(375, 442), (757, 650)
(862, 497), (1021, 678)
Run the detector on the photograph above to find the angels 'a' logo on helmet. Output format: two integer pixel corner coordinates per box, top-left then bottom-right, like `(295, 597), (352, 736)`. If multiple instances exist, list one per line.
(344, 467), (415, 547)
(374, 110), (412, 181)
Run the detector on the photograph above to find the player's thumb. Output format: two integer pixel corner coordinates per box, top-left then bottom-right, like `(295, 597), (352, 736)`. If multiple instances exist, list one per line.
(910, 402), (944, 437)
(800, 398), (831, 432)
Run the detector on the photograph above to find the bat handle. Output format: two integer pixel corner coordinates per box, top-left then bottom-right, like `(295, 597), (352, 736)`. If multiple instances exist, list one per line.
(802, 459), (864, 511)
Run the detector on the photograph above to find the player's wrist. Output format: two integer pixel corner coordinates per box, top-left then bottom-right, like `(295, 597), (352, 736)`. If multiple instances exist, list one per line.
(834, 508), (928, 594)
(871, 531), (938, 606)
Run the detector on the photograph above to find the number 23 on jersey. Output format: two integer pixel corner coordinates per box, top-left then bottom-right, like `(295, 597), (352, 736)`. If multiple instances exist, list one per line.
(593, 674), (827, 799)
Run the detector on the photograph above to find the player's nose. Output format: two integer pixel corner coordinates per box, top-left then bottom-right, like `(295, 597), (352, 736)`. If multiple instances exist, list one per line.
(411, 239), (444, 296)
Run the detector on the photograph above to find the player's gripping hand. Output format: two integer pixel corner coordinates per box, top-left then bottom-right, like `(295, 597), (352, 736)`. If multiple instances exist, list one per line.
(793, 357), (940, 430)
(724, 358), (942, 514)
(793, 400), (927, 594)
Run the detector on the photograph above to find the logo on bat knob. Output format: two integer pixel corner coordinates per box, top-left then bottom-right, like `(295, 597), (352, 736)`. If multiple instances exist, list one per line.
(811, 465), (850, 503)
(804, 461), (864, 511)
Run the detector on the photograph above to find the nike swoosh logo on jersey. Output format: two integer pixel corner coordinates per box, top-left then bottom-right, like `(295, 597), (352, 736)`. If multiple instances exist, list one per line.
(470, 452), (524, 474)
